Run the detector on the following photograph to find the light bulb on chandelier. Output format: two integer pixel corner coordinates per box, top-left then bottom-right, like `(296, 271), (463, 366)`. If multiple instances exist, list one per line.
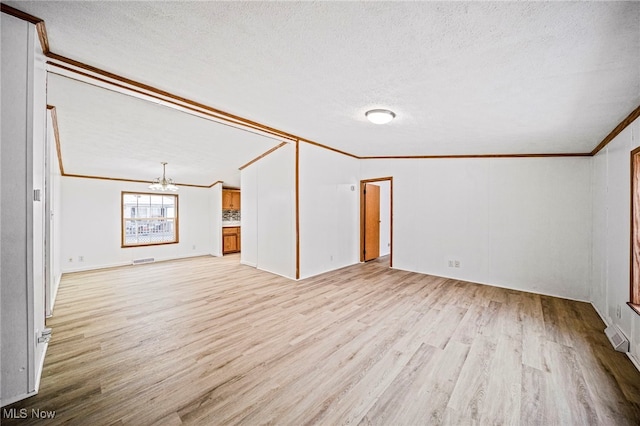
(149, 162), (178, 192)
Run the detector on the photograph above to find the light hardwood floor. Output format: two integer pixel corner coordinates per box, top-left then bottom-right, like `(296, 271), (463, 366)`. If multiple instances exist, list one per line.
(3, 255), (640, 425)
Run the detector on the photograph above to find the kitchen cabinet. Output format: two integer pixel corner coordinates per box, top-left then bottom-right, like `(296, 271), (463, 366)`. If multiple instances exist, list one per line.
(223, 227), (241, 254)
(222, 190), (241, 210)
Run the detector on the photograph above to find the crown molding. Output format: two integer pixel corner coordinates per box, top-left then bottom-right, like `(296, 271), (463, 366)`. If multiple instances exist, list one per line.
(7, 3), (638, 166)
(239, 142), (289, 170)
(62, 173), (216, 189)
(46, 105), (65, 174)
(1, 4), (49, 53)
(359, 153), (592, 160)
(591, 105), (640, 156)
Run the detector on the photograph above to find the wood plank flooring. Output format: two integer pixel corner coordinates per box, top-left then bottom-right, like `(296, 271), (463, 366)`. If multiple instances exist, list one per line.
(3, 255), (640, 425)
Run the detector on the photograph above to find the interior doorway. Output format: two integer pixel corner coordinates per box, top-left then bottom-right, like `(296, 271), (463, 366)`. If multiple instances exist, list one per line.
(360, 177), (393, 266)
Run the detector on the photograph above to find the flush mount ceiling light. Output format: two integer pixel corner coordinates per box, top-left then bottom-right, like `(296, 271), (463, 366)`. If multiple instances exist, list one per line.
(365, 109), (396, 124)
(149, 162), (178, 192)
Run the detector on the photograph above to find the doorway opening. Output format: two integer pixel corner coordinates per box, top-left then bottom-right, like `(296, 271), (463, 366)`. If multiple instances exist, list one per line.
(360, 177), (393, 266)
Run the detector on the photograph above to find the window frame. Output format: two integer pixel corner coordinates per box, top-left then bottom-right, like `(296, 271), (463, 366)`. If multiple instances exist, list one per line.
(121, 191), (179, 248)
(630, 146), (640, 315)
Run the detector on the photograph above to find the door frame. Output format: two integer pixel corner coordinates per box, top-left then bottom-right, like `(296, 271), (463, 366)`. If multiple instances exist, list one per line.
(360, 176), (393, 266)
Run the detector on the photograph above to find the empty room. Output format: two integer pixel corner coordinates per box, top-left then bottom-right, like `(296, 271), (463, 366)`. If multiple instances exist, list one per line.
(2, 1), (640, 424)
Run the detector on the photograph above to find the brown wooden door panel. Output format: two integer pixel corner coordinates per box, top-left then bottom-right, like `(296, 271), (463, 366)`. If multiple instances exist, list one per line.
(222, 190), (233, 209)
(232, 191), (241, 210)
(364, 183), (380, 261)
(223, 227), (240, 254)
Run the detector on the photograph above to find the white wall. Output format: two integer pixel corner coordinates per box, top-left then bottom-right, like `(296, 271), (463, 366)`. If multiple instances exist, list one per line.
(1, 14), (47, 406)
(47, 109), (63, 313)
(241, 164), (258, 267)
(298, 143), (360, 279)
(60, 177), (217, 272)
(241, 143), (296, 279)
(210, 184), (223, 257)
(361, 157), (592, 300)
(30, 19), (48, 392)
(591, 116), (640, 366)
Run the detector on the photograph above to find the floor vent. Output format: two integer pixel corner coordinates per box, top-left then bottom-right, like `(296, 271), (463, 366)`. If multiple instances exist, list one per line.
(132, 257), (155, 265)
(605, 325), (629, 353)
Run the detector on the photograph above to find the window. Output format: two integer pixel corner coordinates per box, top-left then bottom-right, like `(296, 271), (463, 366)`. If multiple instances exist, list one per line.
(122, 192), (178, 247)
(631, 147), (640, 313)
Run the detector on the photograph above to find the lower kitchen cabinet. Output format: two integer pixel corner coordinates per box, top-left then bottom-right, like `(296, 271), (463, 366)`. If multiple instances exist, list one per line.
(223, 227), (241, 254)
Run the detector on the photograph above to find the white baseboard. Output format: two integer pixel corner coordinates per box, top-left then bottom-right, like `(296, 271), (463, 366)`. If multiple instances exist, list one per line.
(391, 266), (590, 303)
(0, 390), (37, 408)
(60, 253), (217, 274)
(240, 260), (257, 267)
(591, 302), (640, 373)
(48, 273), (62, 316)
(255, 265), (295, 280)
(62, 260), (130, 273)
(591, 302), (610, 326)
(34, 342), (49, 393)
(628, 352), (640, 371)
(298, 261), (360, 281)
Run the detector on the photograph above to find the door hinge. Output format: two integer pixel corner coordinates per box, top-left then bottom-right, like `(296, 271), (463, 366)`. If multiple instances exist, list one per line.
(33, 189), (41, 201)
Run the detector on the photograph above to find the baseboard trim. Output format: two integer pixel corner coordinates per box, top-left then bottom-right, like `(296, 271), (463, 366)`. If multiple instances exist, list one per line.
(255, 265), (295, 281)
(628, 352), (640, 372)
(240, 260), (257, 267)
(591, 302), (610, 327)
(298, 261), (360, 281)
(591, 302), (640, 374)
(391, 266), (590, 303)
(48, 273), (62, 316)
(0, 390), (37, 408)
(60, 253), (216, 274)
(62, 261), (130, 273)
(34, 342), (49, 393)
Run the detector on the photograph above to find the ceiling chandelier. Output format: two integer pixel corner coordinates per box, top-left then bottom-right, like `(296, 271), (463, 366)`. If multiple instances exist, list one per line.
(149, 162), (178, 192)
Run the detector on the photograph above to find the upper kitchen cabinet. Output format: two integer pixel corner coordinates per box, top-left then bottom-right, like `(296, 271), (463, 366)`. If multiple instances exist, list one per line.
(222, 189), (241, 210)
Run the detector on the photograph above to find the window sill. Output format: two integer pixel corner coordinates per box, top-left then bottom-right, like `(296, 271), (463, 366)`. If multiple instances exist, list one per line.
(628, 302), (640, 317)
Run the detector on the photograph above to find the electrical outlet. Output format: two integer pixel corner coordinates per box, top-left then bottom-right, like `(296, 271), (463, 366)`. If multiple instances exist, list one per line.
(454, 260), (460, 268)
(616, 305), (622, 319)
(330, 255), (333, 261)
(448, 260), (454, 267)
(78, 256), (84, 262)
(192, 245), (196, 250)
(68, 258), (73, 263)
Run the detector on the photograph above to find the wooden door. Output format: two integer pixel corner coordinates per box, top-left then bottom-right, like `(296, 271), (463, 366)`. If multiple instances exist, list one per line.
(363, 183), (380, 261)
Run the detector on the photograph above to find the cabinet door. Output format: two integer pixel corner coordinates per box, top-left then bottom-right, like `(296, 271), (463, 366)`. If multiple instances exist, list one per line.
(222, 190), (233, 209)
(232, 191), (241, 210)
(223, 234), (237, 253)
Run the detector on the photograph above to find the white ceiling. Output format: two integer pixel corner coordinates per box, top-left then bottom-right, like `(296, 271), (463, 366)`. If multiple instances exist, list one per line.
(7, 1), (640, 182)
(47, 73), (282, 187)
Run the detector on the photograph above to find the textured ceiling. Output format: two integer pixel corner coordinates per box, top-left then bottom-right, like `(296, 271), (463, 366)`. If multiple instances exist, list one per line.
(6, 1), (640, 181)
(48, 74), (282, 187)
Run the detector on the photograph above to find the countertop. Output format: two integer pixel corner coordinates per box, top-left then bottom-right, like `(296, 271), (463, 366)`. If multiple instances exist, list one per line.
(222, 221), (241, 227)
